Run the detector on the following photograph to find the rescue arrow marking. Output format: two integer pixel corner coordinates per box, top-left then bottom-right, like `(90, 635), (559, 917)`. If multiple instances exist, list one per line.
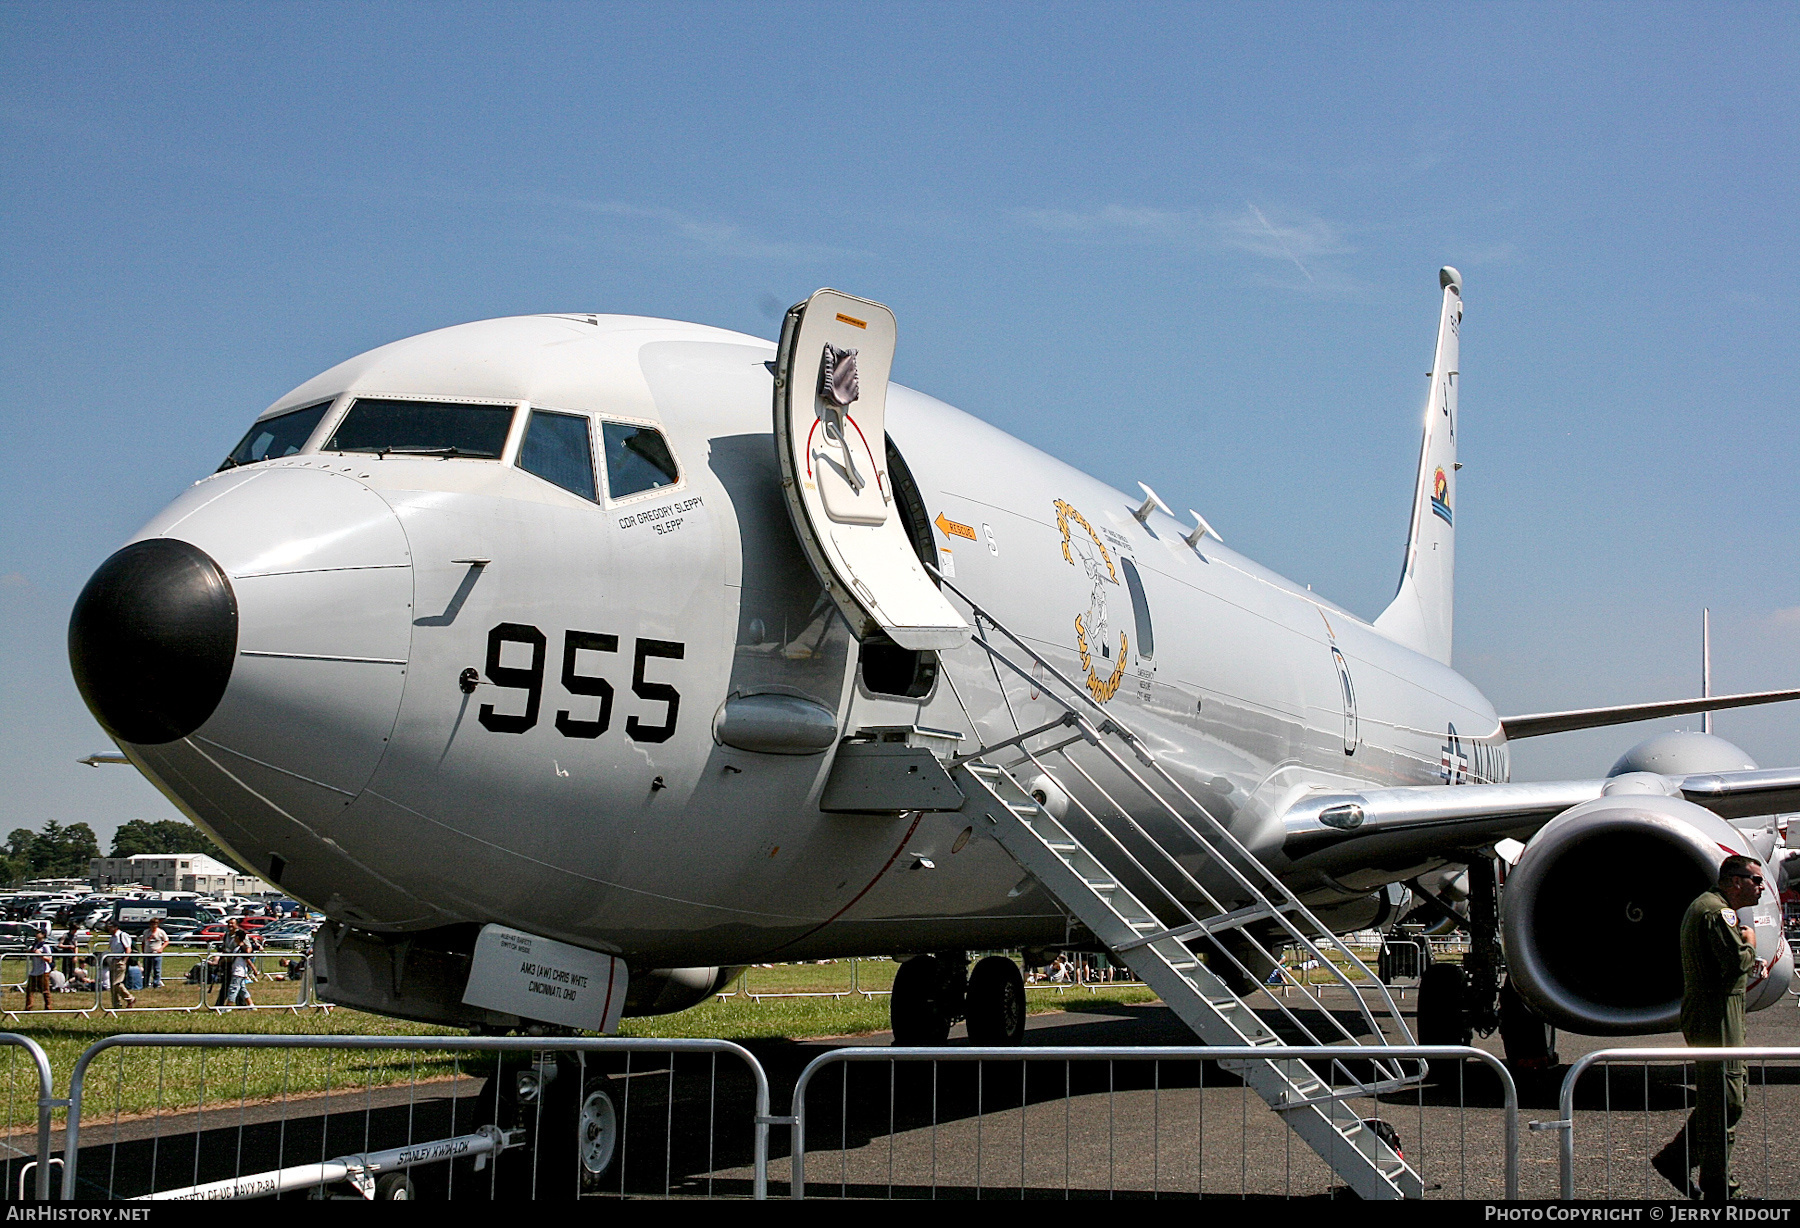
(934, 512), (977, 541)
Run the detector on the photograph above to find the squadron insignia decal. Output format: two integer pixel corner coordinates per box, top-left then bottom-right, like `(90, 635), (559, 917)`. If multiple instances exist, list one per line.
(1054, 499), (1128, 702)
(1430, 466), (1452, 525)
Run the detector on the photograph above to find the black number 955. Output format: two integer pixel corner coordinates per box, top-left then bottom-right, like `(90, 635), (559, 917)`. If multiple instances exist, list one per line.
(475, 623), (684, 743)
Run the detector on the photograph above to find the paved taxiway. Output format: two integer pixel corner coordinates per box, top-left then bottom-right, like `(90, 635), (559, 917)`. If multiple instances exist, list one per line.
(44, 984), (1800, 1199)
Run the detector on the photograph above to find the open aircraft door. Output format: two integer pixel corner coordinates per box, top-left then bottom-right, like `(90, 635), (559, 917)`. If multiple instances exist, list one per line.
(774, 289), (971, 651)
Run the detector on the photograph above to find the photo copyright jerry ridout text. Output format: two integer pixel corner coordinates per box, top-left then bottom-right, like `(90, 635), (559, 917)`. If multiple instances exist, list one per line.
(1485, 1209), (1791, 1223)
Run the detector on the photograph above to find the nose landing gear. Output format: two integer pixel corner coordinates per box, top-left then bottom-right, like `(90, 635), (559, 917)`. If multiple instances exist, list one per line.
(578, 1086), (619, 1180)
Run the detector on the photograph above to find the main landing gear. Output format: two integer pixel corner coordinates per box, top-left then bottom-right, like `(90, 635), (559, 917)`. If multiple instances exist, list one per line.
(1412, 856), (1557, 1072)
(890, 952), (1026, 1046)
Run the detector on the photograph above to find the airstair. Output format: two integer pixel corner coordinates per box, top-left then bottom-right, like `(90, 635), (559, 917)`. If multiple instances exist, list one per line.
(933, 575), (1426, 1200)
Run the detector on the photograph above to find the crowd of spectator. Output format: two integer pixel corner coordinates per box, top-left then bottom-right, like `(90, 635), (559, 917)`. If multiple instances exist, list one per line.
(1025, 952), (1123, 985)
(7, 909), (310, 1010)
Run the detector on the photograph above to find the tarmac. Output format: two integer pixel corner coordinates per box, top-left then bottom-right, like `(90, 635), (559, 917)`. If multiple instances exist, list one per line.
(38, 980), (1800, 1200)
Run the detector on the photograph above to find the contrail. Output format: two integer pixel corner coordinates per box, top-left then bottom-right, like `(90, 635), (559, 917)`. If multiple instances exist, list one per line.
(1248, 202), (1314, 282)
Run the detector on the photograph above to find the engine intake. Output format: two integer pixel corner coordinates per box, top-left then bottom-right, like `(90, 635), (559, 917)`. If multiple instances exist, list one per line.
(1501, 788), (1791, 1035)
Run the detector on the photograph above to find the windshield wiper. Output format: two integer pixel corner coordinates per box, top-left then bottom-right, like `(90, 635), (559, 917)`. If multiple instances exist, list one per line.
(375, 446), (465, 459)
(216, 456), (241, 471)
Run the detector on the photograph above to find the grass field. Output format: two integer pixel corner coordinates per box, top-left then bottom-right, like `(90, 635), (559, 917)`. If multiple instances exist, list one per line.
(0, 957), (1160, 1124)
(623, 959), (1159, 1040)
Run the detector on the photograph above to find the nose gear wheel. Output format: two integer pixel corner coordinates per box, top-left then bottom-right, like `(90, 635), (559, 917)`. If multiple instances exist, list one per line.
(579, 1087), (618, 1176)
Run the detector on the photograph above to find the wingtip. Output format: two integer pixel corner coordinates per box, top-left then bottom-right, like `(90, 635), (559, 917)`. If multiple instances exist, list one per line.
(1440, 266), (1462, 293)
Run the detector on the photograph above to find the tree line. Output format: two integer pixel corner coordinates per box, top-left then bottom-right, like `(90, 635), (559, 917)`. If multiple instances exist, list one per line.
(2, 819), (240, 885)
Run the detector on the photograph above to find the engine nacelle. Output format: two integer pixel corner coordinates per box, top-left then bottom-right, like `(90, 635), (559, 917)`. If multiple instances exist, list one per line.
(622, 966), (745, 1017)
(1501, 783), (1792, 1035)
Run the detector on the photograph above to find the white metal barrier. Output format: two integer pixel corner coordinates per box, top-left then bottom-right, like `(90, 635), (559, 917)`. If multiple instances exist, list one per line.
(0, 1034), (57, 1200)
(721, 955), (1144, 1003)
(0, 945), (317, 1019)
(62, 1035), (774, 1200)
(1547, 1046), (1800, 1200)
(725, 959), (891, 1002)
(788, 1044), (1519, 1200)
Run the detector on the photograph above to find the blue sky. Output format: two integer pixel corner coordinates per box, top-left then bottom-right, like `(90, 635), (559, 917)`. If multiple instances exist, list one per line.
(4, 3), (1797, 847)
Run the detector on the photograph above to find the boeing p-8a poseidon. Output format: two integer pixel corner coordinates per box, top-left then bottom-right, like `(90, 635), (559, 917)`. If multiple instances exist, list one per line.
(69, 271), (1800, 1195)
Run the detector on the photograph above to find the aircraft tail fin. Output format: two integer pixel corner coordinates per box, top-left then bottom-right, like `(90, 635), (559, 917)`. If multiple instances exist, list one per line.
(1373, 267), (1462, 665)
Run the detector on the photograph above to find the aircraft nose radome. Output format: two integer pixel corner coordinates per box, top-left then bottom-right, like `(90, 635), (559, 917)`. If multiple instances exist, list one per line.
(68, 538), (238, 745)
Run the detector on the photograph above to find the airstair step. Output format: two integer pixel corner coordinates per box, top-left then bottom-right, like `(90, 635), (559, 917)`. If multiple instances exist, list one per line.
(948, 748), (1417, 1199)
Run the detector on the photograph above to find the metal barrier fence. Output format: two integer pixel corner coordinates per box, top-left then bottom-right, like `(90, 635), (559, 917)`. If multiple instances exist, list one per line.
(787, 1045), (1518, 1201)
(1549, 1046), (1800, 1200)
(61, 1035), (773, 1200)
(722, 955), (1144, 1004)
(44, 1032), (1800, 1200)
(0, 1034), (55, 1200)
(724, 959), (890, 1002)
(0, 947), (317, 1018)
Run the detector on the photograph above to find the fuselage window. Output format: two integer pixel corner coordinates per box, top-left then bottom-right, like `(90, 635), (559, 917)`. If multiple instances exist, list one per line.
(601, 422), (679, 499)
(1120, 557), (1155, 661)
(518, 410), (597, 501)
(323, 399), (514, 459)
(220, 402), (330, 471)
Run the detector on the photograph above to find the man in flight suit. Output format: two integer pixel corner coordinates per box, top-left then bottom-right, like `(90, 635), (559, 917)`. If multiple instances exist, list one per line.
(1652, 854), (1768, 1201)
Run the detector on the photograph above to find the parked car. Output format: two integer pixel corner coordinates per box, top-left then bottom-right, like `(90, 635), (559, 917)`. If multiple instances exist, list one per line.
(109, 901), (222, 935)
(0, 922), (46, 952)
(257, 923), (316, 951)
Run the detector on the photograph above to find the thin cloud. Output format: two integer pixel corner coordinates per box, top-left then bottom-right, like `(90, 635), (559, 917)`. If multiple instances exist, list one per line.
(536, 195), (860, 263)
(1019, 204), (1204, 242)
(1245, 203), (1312, 282)
(1217, 203), (1352, 277)
(1019, 201), (1359, 290)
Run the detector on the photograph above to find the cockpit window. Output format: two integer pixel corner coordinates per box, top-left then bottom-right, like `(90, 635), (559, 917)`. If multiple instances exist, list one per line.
(322, 399), (515, 458)
(601, 422), (679, 499)
(220, 403), (329, 471)
(518, 410), (597, 501)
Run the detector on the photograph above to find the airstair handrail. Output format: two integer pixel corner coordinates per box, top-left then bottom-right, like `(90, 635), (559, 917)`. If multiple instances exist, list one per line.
(930, 568), (1415, 1054)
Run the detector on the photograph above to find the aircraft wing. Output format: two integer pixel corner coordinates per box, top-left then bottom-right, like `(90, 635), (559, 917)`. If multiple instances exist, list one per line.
(1500, 687), (1800, 739)
(1280, 766), (1800, 872)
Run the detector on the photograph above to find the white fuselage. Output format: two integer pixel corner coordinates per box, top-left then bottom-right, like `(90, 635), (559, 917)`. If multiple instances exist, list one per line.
(114, 314), (1506, 968)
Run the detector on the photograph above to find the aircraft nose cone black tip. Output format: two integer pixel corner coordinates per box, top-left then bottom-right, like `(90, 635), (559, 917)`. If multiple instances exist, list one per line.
(68, 538), (238, 745)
